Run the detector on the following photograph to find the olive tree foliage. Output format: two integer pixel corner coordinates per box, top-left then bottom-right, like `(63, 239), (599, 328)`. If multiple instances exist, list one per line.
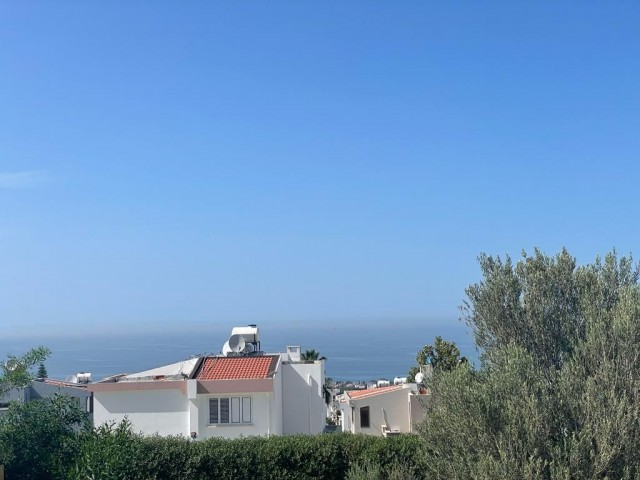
(345, 458), (417, 480)
(0, 346), (50, 397)
(0, 393), (89, 480)
(420, 249), (640, 479)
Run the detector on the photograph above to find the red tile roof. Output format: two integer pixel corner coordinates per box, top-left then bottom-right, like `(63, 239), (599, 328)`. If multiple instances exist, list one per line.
(195, 355), (279, 380)
(38, 378), (88, 390)
(346, 385), (404, 399)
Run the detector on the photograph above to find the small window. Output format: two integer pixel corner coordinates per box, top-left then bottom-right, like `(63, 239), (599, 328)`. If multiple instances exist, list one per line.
(360, 406), (370, 428)
(209, 396), (252, 425)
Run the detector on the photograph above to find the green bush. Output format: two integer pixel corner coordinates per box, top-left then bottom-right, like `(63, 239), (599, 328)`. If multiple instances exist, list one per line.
(346, 458), (417, 480)
(0, 394), (88, 480)
(66, 426), (426, 480)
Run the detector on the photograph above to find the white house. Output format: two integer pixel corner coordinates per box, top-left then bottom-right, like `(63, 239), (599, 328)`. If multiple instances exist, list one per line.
(1, 378), (93, 421)
(89, 327), (326, 439)
(339, 384), (428, 436)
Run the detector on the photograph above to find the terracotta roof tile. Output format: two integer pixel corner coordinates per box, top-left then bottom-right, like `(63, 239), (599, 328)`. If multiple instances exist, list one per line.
(346, 385), (404, 399)
(38, 379), (89, 390)
(195, 355), (278, 380)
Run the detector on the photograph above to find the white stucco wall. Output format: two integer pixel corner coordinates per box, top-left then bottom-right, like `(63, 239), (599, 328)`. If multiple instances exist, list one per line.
(281, 361), (325, 434)
(348, 387), (414, 436)
(271, 368), (284, 435)
(93, 389), (189, 437)
(409, 394), (429, 432)
(339, 399), (353, 433)
(92, 355), (325, 439)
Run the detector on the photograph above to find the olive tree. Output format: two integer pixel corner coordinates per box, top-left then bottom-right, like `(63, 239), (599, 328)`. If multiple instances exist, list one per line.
(0, 346), (50, 397)
(0, 394), (89, 479)
(420, 249), (640, 479)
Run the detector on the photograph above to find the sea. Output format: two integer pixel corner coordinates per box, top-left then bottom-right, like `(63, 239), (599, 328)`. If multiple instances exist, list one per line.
(0, 320), (477, 382)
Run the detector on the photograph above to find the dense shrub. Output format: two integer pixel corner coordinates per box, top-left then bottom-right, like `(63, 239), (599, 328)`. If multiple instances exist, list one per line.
(67, 427), (426, 480)
(346, 458), (416, 480)
(1, 393), (425, 480)
(0, 394), (88, 480)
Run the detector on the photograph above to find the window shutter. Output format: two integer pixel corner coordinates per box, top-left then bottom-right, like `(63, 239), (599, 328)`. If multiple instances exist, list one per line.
(242, 397), (252, 423)
(220, 398), (230, 423)
(231, 397), (241, 423)
(209, 398), (219, 424)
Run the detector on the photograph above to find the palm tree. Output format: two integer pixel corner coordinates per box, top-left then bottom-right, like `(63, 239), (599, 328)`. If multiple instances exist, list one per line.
(300, 349), (326, 362)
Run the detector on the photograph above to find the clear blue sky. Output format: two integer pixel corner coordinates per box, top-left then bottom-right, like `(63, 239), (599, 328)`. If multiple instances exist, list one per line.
(2, 2), (640, 337)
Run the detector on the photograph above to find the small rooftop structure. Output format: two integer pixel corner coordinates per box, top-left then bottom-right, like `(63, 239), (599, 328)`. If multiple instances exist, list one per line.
(121, 358), (200, 381)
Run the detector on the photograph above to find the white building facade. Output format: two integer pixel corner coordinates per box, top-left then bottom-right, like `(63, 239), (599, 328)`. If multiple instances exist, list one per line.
(90, 350), (325, 439)
(339, 384), (427, 436)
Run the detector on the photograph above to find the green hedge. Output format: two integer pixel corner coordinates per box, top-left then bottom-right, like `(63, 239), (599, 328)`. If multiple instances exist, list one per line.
(70, 430), (427, 480)
(2, 397), (427, 479)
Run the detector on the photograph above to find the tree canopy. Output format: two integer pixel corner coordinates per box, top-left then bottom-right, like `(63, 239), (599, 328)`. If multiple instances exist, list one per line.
(420, 248), (640, 479)
(301, 349), (326, 362)
(407, 336), (466, 382)
(0, 346), (51, 397)
(0, 393), (88, 479)
(36, 362), (48, 379)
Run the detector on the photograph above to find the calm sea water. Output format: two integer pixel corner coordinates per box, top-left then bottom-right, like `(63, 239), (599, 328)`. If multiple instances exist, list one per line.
(0, 321), (476, 382)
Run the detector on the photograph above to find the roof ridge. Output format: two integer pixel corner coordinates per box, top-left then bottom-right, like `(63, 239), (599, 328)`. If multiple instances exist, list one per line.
(346, 384), (405, 399)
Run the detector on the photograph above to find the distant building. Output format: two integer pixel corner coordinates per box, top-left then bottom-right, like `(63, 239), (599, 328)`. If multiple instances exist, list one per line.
(89, 326), (326, 439)
(0, 378), (93, 421)
(339, 384), (428, 436)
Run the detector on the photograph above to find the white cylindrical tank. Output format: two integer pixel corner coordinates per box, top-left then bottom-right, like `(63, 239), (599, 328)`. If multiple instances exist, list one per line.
(231, 325), (260, 343)
(76, 372), (92, 384)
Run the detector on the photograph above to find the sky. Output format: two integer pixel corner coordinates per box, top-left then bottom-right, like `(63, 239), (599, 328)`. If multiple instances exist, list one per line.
(1, 2), (640, 337)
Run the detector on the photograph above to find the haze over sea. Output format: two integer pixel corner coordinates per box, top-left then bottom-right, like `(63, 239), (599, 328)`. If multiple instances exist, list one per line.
(1, 320), (474, 382)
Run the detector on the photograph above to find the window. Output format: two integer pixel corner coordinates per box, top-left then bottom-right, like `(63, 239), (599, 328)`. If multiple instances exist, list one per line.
(209, 397), (251, 424)
(360, 406), (370, 428)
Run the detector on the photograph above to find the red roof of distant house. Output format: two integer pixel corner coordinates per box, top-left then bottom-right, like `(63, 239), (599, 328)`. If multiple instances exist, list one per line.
(38, 378), (89, 390)
(346, 385), (405, 399)
(195, 355), (279, 380)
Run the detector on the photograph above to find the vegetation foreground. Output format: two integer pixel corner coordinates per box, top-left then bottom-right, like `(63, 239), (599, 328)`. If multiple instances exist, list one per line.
(2, 248), (640, 479)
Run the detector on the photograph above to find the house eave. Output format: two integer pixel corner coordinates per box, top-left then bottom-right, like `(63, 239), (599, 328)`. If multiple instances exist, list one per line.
(197, 378), (274, 394)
